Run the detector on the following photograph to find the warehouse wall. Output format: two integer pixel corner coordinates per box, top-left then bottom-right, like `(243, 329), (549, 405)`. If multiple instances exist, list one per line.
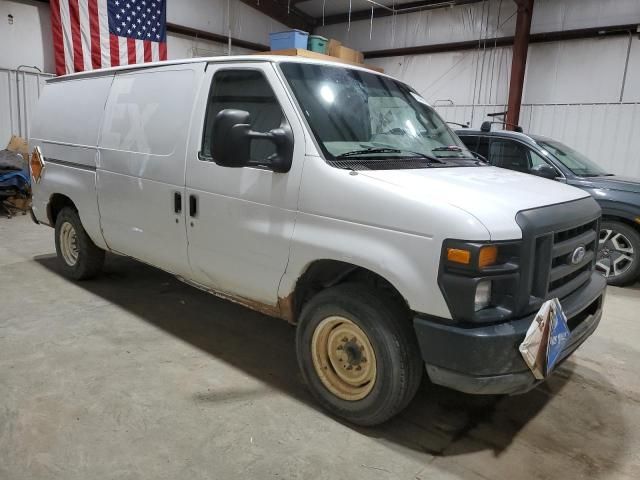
(318, 0), (640, 177)
(0, 0), (279, 145)
(317, 0), (640, 53)
(0, 0), (282, 73)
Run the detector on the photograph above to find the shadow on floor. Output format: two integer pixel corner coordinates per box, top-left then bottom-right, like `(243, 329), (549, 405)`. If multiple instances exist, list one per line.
(35, 253), (628, 474)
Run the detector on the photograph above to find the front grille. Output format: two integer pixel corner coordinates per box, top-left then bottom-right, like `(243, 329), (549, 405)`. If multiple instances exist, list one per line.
(515, 198), (601, 316)
(546, 219), (598, 298)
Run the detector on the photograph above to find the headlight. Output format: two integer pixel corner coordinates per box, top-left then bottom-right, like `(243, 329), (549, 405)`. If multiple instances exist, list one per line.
(446, 244), (499, 270)
(439, 239), (520, 323)
(474, 280), (492, 311)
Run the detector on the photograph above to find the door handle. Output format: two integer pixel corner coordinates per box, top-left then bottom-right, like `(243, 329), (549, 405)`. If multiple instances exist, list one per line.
(174, 192), (182, 213)
(189, 194), (198, 217)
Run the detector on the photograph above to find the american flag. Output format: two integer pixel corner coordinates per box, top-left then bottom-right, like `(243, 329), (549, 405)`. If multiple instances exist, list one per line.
(50, 0), (167, 76)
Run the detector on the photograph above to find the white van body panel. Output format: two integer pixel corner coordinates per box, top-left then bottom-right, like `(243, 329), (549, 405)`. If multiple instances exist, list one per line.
(184, 62), (307, 305)
(97, 64), (203, 277)
(30, 75), (114, 249)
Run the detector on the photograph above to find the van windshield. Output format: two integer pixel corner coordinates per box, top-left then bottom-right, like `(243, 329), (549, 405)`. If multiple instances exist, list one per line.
(279, 62), (476, 168)
(536, 139), (610, 177)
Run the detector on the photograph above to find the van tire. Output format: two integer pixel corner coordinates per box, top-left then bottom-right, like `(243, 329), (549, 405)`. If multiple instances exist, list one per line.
(296, 283), (423, 426)
(54, 207), (105, 280)
(598, 220), (640, 286)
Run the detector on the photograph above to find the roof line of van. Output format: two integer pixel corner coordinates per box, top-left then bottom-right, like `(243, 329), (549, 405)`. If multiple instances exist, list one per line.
(46, 54), (389, 83)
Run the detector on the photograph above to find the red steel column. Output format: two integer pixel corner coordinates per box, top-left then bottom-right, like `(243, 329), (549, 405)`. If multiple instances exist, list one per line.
(505, 0), (534, 130)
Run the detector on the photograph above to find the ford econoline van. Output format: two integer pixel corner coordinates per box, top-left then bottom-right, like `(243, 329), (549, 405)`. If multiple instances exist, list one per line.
(29, 56), (605, 426)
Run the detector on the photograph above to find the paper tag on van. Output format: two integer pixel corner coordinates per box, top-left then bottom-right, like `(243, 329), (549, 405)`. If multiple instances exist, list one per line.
(519, 298), (570, 379)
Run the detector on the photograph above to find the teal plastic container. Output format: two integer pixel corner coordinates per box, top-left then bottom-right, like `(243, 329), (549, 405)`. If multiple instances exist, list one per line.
(308, 35), (328, 54)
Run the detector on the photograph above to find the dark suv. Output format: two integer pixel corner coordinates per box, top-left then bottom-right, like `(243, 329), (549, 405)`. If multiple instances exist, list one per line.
(457, 127), (640, 286)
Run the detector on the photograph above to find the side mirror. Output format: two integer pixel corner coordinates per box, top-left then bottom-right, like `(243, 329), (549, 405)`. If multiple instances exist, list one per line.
(211, 109), (294, 173)
(531, 164), (558, 180)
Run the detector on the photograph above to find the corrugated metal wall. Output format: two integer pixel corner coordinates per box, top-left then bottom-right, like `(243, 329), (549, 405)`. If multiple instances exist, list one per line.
(0, 68), (53, 147)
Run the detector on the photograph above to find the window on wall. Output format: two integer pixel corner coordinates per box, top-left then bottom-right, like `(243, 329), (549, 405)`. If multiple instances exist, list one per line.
(201, 69), (287, 163)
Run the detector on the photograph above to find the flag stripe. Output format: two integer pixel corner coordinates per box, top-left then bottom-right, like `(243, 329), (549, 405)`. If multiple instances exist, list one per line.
(109, 33), (120, 67)
(135, 39), (144, 64)
(68, 0), (84, 72)
(143, 41), (152, 62)
(50, 0), (66, 76)
(97, 0), (110, 68)
(127, 38), (136, 65)
(151, 42), (159, 62)
(78, 0), (92, 71)
(159, 41), (167, 61)
(58, 0), (75, 74)
(88, 0), (101, 69)
(119, 36), (128, 66)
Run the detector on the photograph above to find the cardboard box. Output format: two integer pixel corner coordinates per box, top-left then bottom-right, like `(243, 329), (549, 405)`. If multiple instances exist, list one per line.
(6, 135), (29, 156)
(253, 49), (384, 73)
(327, 39), (342, 57)
(335, 46), (360, 63)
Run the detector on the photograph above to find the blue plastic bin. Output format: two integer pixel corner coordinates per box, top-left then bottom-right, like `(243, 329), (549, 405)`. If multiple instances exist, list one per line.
(269, 29), (309, 50)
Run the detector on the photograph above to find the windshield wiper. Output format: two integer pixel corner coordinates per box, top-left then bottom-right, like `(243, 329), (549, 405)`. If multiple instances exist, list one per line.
(336, 147), (402, 158)
(337, 147), (442, 164)
(432, 146), (463, 152)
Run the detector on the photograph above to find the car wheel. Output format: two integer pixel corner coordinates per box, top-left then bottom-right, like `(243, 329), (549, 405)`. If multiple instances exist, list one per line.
(596, 220), (640, 286)
(54, 207), (105, 280)
(295, 283), (423, 426)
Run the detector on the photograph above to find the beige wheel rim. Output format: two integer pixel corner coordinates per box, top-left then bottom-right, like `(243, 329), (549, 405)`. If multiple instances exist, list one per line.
(311, 315), (377, 401)
(60, 221), (79, 266)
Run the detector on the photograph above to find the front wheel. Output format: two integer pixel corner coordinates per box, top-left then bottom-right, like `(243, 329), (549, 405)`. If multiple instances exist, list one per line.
(295, 284), (423, 426)
(596, 220), (640, 286)
(54, 207), (105, 280)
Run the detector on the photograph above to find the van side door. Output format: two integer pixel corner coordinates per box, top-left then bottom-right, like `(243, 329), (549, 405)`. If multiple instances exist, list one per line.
(97, 65), (202, 277)
(184, 62), (305, 307)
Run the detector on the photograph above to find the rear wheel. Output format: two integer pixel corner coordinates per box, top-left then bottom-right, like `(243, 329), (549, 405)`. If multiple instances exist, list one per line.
(596, 220), (640, 286)
(54, 207), (105, 280)
(296, 283), (423, 426)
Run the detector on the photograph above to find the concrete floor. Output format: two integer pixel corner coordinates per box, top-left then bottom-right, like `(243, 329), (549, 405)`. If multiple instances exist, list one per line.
(1, 214), (639, 480)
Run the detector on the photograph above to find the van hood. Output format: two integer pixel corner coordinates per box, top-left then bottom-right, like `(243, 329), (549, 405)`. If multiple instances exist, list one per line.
(358, 166), (589, 240)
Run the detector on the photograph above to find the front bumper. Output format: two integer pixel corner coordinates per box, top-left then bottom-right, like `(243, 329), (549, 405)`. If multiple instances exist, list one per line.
(414, 272), (606, 395)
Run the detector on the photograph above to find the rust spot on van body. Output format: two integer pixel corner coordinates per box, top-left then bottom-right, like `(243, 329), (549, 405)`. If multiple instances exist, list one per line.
(277, 292), (296, 324)
(177, 276), (295, 323)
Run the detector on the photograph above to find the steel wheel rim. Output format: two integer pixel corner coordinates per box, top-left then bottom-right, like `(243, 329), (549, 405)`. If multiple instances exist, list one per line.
(311, 315), (377, 401)
(596, 228), (635, 278)
(60, 221), (79, 266)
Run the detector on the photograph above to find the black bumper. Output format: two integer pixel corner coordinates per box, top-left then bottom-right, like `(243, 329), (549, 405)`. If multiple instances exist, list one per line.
(414, 272), (606, 395)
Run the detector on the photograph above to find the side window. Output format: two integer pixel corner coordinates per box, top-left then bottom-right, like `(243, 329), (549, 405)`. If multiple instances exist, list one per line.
(458, 136), (490, 160)
(201, 69), (286, 163)
(529, 149), (549, 168)
(490, 139), (530, 173)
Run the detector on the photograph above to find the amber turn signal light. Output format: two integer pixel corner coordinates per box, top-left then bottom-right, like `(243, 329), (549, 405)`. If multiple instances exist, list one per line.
(478, 245), (498, 268)
(30, 146), (45, 183)
(447, 248), (471, 265)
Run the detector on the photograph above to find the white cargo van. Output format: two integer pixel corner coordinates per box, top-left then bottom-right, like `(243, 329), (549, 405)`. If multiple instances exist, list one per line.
(29, 56), (605, 425)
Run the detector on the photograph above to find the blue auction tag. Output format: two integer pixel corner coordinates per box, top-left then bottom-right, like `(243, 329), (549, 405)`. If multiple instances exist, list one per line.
(546, 299), (571, 375)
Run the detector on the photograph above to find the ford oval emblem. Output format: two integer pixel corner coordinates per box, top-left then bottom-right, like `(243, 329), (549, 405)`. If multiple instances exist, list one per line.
(571, 246), (586, 265)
